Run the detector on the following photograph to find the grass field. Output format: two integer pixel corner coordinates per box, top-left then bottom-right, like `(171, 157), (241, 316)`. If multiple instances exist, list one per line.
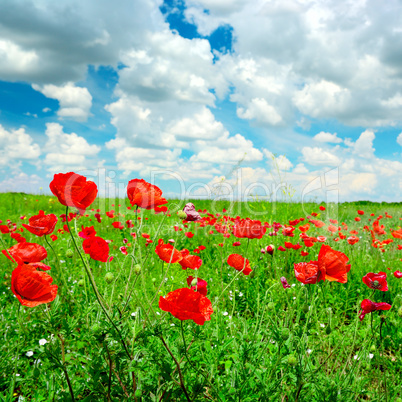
(1, 189), (402, 402)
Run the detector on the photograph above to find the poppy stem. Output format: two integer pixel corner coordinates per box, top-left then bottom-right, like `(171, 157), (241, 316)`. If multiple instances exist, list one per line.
(159, 334), (192, 402)
(64, 208), (136, 373)
(44, 235), (69, 295)
(180, 322), (222, 401)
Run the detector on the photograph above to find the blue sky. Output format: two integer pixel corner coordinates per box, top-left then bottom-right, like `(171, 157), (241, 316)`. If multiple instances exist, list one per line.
(0, 0), (402, 202)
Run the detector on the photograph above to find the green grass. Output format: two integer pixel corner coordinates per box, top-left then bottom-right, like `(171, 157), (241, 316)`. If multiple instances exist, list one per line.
(1, 192), (402, 401)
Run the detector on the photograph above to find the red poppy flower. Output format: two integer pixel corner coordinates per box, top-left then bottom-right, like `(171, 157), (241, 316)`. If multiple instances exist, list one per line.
(319, 206), (326, 211)
(318, 245), (351, 283)
(159, 287), (213, 325)
(78, 225), (96, 239)
(11, 233), (26, 243)
(394, 270), (402, 278)
(347, 236), (359, 245)
(127, 179), (167, 210)
(112, 222), (124, 230)
(22, 210), (58, 237)
(49, 172), (98, 213)
(233, 218), (266, 239)
(359, 299), (391, 321)
(298, 223), (310, 233)
(3, 242), (47, 264)
(0, 224), (10, 234)
(227, 254), (252, 275)
(294, 261), (323, 284)
(391, 229), (402, 239)
(362, 272), (388, 291)
(357, 210), (364, 215)
(282, 226), (295, 237)
(187, 276), (208, 296)
(11, 264), (58, 307)
(179, 249), (202, 270)
(155, 239), (182, 264)
(82, 236), (111, 262)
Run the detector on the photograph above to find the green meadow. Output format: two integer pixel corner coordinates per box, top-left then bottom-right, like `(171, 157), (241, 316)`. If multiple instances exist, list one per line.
(1, 192), (402, 402)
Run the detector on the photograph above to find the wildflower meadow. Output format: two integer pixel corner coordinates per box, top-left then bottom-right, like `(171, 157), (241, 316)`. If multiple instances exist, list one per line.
(1, 172), (402, 401)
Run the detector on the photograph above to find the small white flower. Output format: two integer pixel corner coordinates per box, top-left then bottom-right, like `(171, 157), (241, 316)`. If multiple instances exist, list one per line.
(239, 292), (243, 297)
(26, 351), (34, 357)
(353, 355), (360, 360)
(131, 312), (136, 317)
(320, 323), (325, 328)
(39, 338), (47, 346)
(291, 284), (296, 288)
(307, 349), (312, 354)
(223, 311), (228, 316)
(369, 353), (374, 359)
(170, 324), (175, 326)
(16, 373), (20, 376)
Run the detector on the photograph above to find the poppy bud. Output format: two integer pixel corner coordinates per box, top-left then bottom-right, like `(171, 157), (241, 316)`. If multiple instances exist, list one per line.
(266, 245), (275, 255)
(177, 211), (187, 220)
(191, 278), (198, 286)
(66, 249), (74, 258)
(398, 306), (402, 318)
(105, 272), (114, 284)
(91, 323), (102, 335)
(268, 302), (275, 311)
(325, 326), (332, 335)
(302, 304), (309, 314)
(370, 345), (376, 352)
(152, 277), (156, 282)
(134, 264), (141, 275)
(281, 327), (290, 340)
(78, 279), (85, 287)
(287, 354), (297, 366)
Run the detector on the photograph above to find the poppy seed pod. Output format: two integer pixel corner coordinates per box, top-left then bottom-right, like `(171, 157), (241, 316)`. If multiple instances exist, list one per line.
(287, 354), (297, 366)
(105, 272), (114, 284)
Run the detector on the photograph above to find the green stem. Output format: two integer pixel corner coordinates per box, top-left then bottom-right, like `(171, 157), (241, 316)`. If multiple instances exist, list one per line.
(64, 207), (132, 361)
(44, 235), (69, 292)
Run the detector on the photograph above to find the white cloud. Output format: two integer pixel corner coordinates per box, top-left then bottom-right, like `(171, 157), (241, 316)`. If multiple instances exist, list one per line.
(301, 146), (341, 166)
(0, 172), (44, 193)
(0, 0), (167, 84)
(263, 150), (293, 171)
(352, 129), (375, 159)
(0, 39), (39, 79)
(397, 132), (402, 146)
(293, 80), (351, 119)
(0, 124), (40, 166)
(44, 122), (100, 172)
(32, 83), (92, 122)
(313, 131), (343, 144)
(237, 98), (282, 125)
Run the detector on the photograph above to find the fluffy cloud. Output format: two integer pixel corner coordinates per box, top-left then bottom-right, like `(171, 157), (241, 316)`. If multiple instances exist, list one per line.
(301, 146), (341, 166)
(397, 132), (402, 146)
(0, 124), (40, 166)
(0, 172), (44, 193)
(0, 0), (166, 84)
(44, 122), (100, 172)
(313, 132), (343, 144)
(33, 83), (93, 122)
